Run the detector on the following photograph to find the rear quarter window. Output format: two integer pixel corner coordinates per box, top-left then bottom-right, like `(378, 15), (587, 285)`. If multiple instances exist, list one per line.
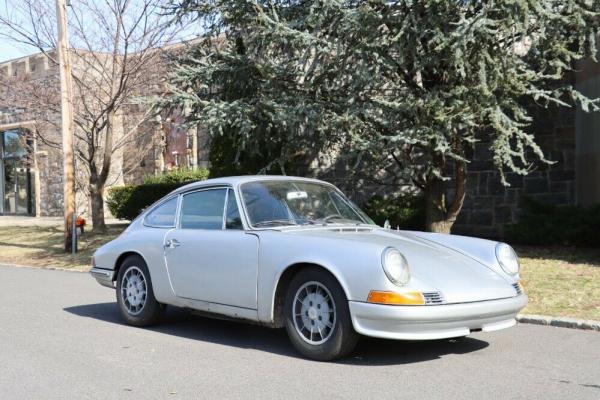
(143, 196), (178, 227)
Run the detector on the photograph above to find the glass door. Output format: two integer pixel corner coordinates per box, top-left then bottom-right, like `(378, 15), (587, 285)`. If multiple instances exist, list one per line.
(3, 158), (16, 214)
(1, 130), (34, 215)
(16, 165), (29, 214)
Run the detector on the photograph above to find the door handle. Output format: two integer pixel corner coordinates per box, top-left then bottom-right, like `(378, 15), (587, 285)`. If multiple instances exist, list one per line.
(164, 238), (181, 249)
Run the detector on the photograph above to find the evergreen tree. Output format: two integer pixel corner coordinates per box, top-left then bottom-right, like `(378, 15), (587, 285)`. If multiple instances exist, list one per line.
(166, 0), (599, 232)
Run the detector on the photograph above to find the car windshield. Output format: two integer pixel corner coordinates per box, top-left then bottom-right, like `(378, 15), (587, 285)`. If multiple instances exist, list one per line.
(240, 180), (375, 228)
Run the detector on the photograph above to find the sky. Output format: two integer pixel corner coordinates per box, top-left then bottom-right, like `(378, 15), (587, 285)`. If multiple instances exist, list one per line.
(0, 41), (36, 63)
(0, 0), (202, 64)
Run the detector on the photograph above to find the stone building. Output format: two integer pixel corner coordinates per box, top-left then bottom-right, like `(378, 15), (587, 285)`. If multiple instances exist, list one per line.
(0, 51), (209, 217)
(453, 58), (600, 238)
(0, 52), (61, 216)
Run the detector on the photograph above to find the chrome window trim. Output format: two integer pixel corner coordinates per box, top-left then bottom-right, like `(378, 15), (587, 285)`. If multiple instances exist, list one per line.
(231, 185), (253, 230)
(223, 188), (245, 230)
(142, 195), (181, 229)
(222, 189), (229, 230)
(174, 193), (182, 229)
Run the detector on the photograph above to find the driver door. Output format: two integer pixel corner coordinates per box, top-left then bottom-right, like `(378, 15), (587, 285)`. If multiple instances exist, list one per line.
(164, 188), (258, 310)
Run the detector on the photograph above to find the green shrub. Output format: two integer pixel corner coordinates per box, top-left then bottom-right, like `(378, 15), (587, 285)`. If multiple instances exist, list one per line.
(505, 197), (600, 247)
(362, 193), (425, 230)
(142, 168), (209, 185)
(107, 169), (209, 220)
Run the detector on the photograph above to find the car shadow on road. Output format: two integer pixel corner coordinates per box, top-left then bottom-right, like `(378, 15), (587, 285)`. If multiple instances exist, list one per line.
(64, 302), (490, 366)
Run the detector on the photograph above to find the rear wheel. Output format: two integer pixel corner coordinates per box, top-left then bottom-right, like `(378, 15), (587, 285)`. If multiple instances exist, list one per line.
(284, 267), (358, 361)
(116, 255), (164, 326)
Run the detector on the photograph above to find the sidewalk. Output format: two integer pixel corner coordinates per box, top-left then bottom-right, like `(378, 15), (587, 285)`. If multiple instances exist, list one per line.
(0, 216), (125, 228)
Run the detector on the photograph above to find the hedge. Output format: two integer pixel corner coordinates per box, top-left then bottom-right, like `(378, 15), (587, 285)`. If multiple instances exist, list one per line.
(505, 197), (600, 247)
(141, 168), (209, 185)
(107, 169), (209, 221)
(361, 193), (425, 231)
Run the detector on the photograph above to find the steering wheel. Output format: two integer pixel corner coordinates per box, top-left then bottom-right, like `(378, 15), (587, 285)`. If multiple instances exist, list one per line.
(322, 214), (345, 223)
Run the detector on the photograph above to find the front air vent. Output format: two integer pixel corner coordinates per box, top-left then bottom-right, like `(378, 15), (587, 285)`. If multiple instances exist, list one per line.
(423, 291), (444, 305)
(328, 227), (373, 233)
(512, 282), (523, 296)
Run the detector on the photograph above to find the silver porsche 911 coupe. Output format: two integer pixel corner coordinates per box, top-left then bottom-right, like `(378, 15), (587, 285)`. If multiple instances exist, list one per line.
(91, 176), (527, 360)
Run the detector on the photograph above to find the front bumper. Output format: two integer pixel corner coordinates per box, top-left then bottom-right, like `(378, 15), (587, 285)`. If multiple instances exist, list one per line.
(349, 295), (527, 340)
(90, 267), (115, 289)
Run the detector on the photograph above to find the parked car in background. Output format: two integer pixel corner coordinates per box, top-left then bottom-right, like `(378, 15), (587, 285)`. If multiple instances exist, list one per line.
(91, 176), (527, 360)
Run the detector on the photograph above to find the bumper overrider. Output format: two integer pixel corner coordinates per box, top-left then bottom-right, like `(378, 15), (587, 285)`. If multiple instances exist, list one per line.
(349, 294), (528, 340)
(90, 267), (115, 288)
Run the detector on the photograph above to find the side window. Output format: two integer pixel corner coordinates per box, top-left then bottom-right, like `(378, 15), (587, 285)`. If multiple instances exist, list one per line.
(225, 189), (243, 230)
(180, 189), (226, 230)
(144, 196), (178, 228)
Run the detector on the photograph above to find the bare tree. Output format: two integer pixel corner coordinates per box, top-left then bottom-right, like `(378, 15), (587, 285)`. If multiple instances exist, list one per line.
(0, 0), (192, 231)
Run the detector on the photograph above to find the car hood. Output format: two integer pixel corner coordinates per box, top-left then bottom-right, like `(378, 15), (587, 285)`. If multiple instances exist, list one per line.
(284, 226), (515, 303)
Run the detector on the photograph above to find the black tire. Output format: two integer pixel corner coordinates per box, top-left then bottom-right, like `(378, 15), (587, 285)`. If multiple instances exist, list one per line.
(284, 267), (359, 361)
(116, 255), (165, 327)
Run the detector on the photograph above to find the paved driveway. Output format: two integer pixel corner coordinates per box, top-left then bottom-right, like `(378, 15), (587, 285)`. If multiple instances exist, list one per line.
(0, 266), (598, 400)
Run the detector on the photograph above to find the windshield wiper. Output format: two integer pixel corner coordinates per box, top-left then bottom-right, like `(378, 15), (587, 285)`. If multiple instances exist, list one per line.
(253, 219), (298, 227)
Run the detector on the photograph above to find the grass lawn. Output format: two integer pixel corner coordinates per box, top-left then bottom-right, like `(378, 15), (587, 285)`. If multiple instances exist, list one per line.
(0, 224), (127, 271)
(517, 246), (600, 321)
(0, 224), (597, 320)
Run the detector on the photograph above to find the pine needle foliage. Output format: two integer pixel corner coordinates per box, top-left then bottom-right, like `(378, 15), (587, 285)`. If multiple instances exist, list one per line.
(164, 0), (599, 232)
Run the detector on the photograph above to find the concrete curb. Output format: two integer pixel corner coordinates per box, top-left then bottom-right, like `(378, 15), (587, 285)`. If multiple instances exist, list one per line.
(517, 314), (600, 332)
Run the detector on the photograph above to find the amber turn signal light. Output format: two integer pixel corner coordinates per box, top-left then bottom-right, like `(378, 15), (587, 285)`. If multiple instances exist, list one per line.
(367, 290), (425, 305)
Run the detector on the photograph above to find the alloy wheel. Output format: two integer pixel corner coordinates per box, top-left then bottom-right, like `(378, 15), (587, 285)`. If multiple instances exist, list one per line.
(292, 281), (337, 345)
(120, 266), (147, 316)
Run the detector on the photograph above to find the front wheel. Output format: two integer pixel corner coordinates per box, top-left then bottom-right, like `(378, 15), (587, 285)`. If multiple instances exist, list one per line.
(116, 255), (164, 326)
(284, 267), (359, 361)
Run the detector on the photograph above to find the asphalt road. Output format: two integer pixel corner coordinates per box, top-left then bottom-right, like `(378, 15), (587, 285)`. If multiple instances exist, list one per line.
(0, 266), (598, 400)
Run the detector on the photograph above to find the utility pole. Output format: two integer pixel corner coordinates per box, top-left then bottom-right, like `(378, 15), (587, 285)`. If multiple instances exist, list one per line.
(56, 0), (76, 252)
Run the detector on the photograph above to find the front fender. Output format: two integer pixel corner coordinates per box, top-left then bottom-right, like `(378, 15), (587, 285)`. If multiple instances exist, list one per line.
(255, 231), (387, 324)
(406, 231), (519, 282)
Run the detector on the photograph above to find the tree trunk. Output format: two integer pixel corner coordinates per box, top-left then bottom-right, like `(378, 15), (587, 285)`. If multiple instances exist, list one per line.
(90, 109), (116, 233)
(90, 182), (106, 232)
(424, 178), (449, 233)
(424, 161), (467, 234)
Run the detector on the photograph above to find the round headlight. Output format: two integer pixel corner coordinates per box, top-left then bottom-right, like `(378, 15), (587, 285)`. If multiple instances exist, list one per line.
(496, 243), (520, 275)
(381, 247), (410, 285)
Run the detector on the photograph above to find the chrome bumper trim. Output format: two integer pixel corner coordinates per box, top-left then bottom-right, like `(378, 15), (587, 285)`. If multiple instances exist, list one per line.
(90, 267), (115, 289)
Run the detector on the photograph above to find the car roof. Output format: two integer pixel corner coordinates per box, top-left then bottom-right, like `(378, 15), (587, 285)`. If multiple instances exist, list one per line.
(170, 175), (331, 195)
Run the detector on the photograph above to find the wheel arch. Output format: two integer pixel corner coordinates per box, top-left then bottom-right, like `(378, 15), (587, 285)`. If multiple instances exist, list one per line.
(271, 262), (350, 328)
(114, 251), (147, 282)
